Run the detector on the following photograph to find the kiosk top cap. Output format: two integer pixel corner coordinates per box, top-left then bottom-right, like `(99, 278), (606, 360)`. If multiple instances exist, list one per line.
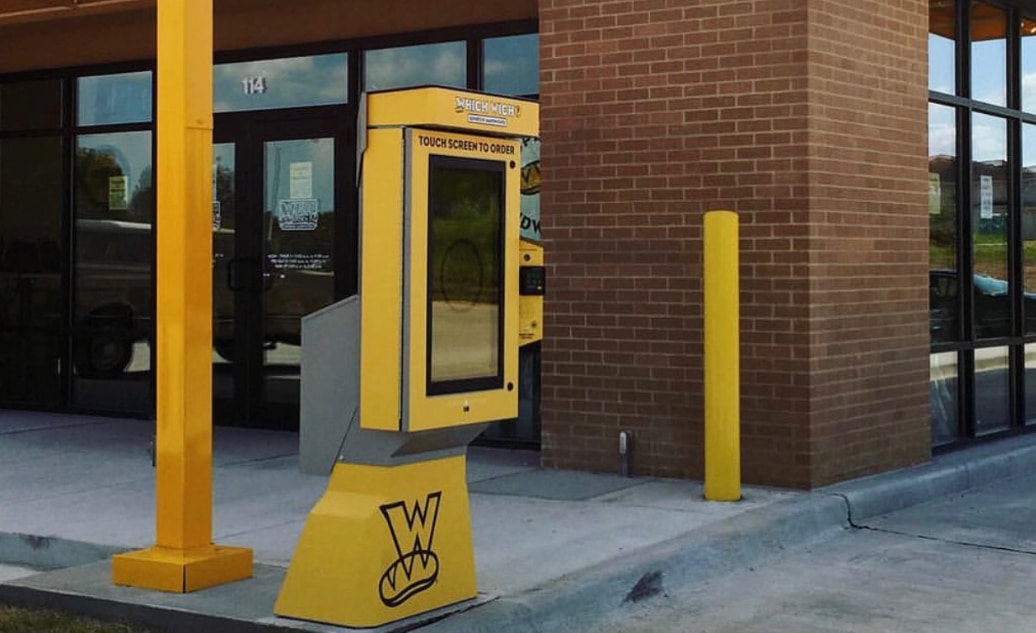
(365, 86), (539, 138)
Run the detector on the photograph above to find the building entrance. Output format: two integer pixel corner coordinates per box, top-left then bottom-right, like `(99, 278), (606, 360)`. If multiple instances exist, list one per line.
(212, 111), (353, 429)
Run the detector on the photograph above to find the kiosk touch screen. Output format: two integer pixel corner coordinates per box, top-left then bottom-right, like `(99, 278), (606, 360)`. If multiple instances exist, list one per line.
(427, 156), (505, 395)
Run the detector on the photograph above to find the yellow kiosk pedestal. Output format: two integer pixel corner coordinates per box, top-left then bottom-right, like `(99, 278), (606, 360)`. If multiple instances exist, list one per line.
(275, 456), (475, 626)
(275, 87), (540, 628)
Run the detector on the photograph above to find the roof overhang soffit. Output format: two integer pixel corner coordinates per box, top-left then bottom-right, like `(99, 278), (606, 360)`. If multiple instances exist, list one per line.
(0, 0), (154, 27)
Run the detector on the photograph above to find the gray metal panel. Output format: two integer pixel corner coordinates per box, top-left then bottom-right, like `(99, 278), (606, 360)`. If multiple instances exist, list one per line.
(338, 423), (488, 467)
(299, 295), (360, 475)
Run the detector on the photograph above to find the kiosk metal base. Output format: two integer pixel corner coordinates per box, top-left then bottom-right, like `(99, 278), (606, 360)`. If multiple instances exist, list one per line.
(111, 545), (253, 593)
(275, 454), (476, 628)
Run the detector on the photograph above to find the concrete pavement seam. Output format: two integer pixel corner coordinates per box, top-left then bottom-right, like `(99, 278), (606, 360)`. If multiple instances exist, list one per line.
(855, 525), (1036, 557)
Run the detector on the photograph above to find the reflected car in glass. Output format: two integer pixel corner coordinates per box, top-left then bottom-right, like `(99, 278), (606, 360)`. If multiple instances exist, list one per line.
(930, 269), (1036, 341)
(75, 219), (332, 375)
(74, 219), (153, 377)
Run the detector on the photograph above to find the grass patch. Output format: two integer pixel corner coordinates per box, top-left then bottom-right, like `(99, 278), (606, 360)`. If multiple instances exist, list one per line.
(0, 603), (151, 633)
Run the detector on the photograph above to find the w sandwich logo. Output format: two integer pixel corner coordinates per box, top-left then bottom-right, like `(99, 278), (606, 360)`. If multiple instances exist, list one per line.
(378, 492), (442, 607)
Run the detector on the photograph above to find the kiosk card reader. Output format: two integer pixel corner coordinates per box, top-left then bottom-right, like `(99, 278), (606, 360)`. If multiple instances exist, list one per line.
(276, 87), (540, 628)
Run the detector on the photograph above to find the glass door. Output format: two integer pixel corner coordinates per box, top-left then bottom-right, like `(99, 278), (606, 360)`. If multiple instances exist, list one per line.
(261, 135), (337, 425)
(214, 114), (352, 429)
(213, 142), (237, 416)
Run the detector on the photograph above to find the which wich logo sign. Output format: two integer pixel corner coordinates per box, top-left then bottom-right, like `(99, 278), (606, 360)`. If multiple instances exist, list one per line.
(378, 492), (443, 607)
(454, 96), (520, 128)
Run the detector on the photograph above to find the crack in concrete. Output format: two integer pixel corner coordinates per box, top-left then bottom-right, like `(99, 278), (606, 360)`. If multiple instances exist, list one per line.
(855, 524), (1036, 557)
(829, 493), (857, 527)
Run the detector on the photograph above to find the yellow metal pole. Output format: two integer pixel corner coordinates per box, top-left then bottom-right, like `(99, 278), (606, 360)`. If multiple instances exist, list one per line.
(703, 210), (741, 501)
(112, 0), (252, 592)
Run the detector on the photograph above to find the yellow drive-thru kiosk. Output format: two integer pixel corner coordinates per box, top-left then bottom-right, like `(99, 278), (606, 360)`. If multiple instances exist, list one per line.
(275, 87), (541, 627)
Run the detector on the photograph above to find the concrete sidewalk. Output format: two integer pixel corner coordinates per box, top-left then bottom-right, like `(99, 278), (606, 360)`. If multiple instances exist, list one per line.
(1, 410), (1035, 633)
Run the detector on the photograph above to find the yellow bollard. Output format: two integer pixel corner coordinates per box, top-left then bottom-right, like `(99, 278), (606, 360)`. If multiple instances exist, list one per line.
(111, 0), (252, 592)
(703, 210), (741, 501)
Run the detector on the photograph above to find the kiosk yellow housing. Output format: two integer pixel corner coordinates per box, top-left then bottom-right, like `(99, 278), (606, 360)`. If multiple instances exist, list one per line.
(275, 87), (540, 628)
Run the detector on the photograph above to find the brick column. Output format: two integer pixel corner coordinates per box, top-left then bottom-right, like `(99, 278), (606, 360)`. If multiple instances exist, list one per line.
(538, 0), (929, 487)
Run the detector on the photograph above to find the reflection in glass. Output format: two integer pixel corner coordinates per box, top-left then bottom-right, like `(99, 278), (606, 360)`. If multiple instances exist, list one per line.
(929, 0), (955, 94)
(972, 2), (1007, 106)
(72, 132), (153, 412)
(214, 54), (348, 113)
(1026, 344), (1036, 425)
(263, 138), (336, 370)
(0, 137), (64, 406)
(427, 157), (503, 392)
(930, 352), (958, 445)
(364, 42), (466, 92)
(1022, 16), (1036, 113)
(1023, 124), (1036, 333)
(975, 346), (1011, 434)
(930, 104), (958, 342)
(213, 144), (236, 367)
(972, 112), (1009, 338)
(0, 80), (63, 131)
(77, 71), (152, 126)
(519, 137), (541, 242)
(484, 34), (540, 97)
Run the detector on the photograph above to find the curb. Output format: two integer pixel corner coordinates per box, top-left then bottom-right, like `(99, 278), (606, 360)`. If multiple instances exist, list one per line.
(419, 433), (1036, 633)
(0, 533), (123, 571)
(0, 582), (284, 633)
(414, 494), (850, 633)
(822, 432), (1036, 524)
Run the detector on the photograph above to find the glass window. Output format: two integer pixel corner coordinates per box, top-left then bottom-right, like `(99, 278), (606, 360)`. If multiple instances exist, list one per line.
(0, 79), (63, 131)
(930, 351), (959, 444)
(0, 136), (65, 406)
(72, 131), (153, 411)
(1026, 343), (1036, 424)
(427, 156), (504, 394)
(483, 34), (539, 97)
(975, 346), (1011, 434)
(263, 137), (336, 368)
(972, 112), (1009, 339)
(364, 42), (466, 92)
(214, 54), (348, 113)
(1023, 123), (1036, 334)
(1022, 16), (1036, 113)
(930, 104), (958, 343)
(929, 0), (956, 94)
(519, 137), (541, 242)
(77, 71), (153, 126)
(971, 2), (1007, 106)
(213, 143), (236, 367)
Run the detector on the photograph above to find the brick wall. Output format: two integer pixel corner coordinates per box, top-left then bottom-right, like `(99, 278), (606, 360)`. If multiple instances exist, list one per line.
(538, 0), (929, 488)
(805, 0), (930, 483)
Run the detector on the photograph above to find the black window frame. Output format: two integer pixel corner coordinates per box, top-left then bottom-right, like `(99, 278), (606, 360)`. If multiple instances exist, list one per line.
(929, 0), (1036, 449)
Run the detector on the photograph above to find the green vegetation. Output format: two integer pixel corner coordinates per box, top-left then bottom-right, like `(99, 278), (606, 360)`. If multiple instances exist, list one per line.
(0, 603), (150, 633)
(931, 241), (1036, 283)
